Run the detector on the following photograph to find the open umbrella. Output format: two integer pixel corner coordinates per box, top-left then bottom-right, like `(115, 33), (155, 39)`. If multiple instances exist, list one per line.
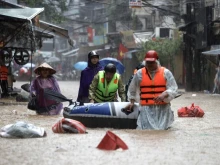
(99, 57), (125, 74)
(43, 88), (73, 105)
(201, 49), (220, 65)
(73, 61), (88, 70)
(21, 83), (30, 93)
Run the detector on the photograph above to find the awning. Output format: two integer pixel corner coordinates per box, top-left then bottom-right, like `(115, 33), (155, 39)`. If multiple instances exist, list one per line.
(0, 8), (44, 21)
(124, 49), (141, 59)
(62, 48), (79, 57)
(0, 1), (68, 38)
(37, 20), (69, 39)
(178, 21), (195, 31)
(201, 48), (220, 66)
(36, 21), (74, 47)
(201, 49), (220, 56)
(34, 28), (54, 39)
(0, 8), (44, 49)
(0, 1), (73, 47)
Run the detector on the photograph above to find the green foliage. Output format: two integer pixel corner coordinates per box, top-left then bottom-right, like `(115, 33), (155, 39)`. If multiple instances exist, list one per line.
(138, 36), (183, 72)
(20, 0), (68, 24)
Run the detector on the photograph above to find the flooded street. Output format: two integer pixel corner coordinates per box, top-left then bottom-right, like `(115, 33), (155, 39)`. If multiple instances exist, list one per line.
(0, 80), (220, 165)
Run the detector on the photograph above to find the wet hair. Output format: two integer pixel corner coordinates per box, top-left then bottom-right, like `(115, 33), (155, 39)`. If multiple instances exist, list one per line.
(104, 63), (116, 73)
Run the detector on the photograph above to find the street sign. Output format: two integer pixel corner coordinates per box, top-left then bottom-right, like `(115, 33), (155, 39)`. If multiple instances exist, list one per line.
(129, 0), (142, 8)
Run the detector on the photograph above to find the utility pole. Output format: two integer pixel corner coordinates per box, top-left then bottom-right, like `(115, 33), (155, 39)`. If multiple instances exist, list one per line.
(184, 3), (194, 91)
(183, 0), (211, 91)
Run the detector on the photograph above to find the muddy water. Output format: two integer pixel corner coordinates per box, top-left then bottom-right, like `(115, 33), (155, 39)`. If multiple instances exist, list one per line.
(0, 81), (220, 165)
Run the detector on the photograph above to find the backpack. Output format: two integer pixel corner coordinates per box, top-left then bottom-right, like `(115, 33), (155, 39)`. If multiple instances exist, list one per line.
(177, 103), (205, 117)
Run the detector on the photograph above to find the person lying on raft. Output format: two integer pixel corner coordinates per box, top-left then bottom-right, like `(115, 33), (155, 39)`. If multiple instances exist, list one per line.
(89, 63), (126, 103)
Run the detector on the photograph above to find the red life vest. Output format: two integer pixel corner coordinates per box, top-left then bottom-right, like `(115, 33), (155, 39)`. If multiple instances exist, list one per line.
(177, 103), (205, 117)
(140, 67), (167, 105)
(0, 66), (8, 80)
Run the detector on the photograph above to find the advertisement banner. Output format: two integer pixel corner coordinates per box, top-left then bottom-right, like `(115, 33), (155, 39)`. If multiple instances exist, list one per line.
(87, 27), (94, 42)
(120, 30), (136, 49)
(129, 0), (142, 8)
(93, 35), (107, 46)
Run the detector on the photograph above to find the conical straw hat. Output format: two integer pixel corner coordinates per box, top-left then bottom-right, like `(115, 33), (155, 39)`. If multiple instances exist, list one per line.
(34, 62), (56, 75)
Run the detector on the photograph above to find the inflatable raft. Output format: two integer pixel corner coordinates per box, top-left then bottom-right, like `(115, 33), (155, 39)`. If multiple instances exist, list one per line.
(43, 88), (182, 129)
(63, 102), (139, 129)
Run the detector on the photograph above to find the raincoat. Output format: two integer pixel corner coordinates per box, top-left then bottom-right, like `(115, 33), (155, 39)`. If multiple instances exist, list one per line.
(128, 66), (178, 130)
(30, 76), (63, 115)
(77, 59), (103, 103)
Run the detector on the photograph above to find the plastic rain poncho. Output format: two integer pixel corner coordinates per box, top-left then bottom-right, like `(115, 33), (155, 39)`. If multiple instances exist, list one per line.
(30, 76), (63, 115)
(0, 121), (46, 138)
(128, 65), (178, 130)
(77, 59), (103, 103)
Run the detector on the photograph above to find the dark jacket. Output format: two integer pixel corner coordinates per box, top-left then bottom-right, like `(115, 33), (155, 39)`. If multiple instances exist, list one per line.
(77, 59), (103, 102)
(125, 63), (145, 101)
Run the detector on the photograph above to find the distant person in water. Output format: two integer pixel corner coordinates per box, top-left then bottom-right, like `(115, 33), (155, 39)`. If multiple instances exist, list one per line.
(30, 62), (63, 115)
(77, 51), (103, 103)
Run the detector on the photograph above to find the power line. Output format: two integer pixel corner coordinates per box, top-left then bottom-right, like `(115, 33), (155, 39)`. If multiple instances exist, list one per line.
(141, 0), (181, 16)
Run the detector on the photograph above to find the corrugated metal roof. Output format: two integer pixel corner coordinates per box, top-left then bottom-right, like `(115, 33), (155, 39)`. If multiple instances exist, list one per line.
(0, 8), (44, 20)
(62, 48), (79, 57)
(37, 20), (69, 39)
(202, 49), (220, 56)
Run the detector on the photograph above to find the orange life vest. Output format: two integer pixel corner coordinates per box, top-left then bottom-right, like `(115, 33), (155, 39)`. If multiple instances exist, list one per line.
(140, 67), (167, 105)
(0, 66), (8, 80)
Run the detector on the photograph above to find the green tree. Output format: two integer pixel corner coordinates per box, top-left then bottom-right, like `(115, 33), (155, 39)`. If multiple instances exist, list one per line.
(138, 36), (183, 73)
(19, 0), (68, 24)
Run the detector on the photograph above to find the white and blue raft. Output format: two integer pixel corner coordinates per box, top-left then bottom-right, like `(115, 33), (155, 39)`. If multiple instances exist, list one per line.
(43, 88), (182, 129)
(63, 102), (139, 129)
(43, 88), (139, 129)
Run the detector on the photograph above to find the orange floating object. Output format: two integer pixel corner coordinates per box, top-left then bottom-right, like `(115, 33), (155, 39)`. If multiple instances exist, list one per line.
(97, 131), (128, 150)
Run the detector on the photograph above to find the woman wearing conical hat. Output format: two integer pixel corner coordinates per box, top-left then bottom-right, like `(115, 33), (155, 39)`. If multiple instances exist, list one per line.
(30, 62), (63, 115)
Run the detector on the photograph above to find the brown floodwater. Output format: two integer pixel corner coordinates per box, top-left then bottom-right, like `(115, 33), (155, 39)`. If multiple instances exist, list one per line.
(0, 81), (220, 165)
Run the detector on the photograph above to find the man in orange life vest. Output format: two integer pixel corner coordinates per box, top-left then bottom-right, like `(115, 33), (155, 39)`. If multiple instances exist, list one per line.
(127, 50), (178, 130)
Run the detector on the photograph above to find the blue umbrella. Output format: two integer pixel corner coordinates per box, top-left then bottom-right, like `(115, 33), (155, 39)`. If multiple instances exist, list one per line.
(99, 57), (125, 74)
(73, 61), (88, 71)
